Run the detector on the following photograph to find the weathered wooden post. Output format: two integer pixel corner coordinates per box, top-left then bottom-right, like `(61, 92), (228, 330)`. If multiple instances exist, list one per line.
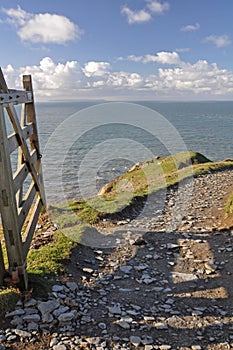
(0, 245), (5, 285)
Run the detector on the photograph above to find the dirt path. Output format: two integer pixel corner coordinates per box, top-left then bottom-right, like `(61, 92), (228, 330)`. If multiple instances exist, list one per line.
(1, 170), (233, 350)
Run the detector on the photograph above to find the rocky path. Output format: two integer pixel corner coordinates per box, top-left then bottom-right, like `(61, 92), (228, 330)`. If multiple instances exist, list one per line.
(1, 170), (233, 350)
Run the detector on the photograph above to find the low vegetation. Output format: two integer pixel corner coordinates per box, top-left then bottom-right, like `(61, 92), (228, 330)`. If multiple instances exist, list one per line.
(27, 231), (75, 276)
(0, 224), (76, 312)
(0, 287), (20, 314)
(0, 151), (232, 313)
(226, 193), (233, 214)
(60, 151), (233, 225)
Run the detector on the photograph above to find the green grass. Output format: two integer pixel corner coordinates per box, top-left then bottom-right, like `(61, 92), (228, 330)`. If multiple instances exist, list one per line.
(226, 193), (233, 214)
(0, 287), (20, 314)
(0, 151), (232, 314)
(55, 152), (233, 225)
(31, 152), (233, 249)
(27, 230), (75, 276)
(0, 226), (77, 314)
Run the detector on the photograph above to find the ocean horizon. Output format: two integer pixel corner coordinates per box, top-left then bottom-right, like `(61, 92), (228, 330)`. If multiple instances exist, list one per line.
(34, 100), (233, 203)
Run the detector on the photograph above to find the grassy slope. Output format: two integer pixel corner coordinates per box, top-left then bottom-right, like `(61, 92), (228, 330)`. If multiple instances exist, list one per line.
(1, 151), (233, 313)
(64, 152), (233, 224)
(20, 151), (233, 267)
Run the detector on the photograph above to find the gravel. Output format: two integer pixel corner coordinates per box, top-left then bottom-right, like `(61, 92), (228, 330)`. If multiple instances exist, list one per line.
(1, 170), (233, 349)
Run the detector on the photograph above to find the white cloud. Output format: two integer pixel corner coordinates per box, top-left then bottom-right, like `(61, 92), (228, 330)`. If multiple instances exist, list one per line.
(204, 34), (231, 48)
(3, 6), (29, 26)
(124, 55), (144, 62)
(180, 23), (200, 32)
(3, 6), (82, 44)
(122, 51), (181, 65)
(147, 0), (170, 14)
(2, 64), (21, 88)
(82, 62), (111, 77)
(121, 6), (151, 24)
(121, 0), (170, 24)
(156, 60), (233, 95)
(107, 72), (143, 88)
(3, 56), (233, 100)
(144, 51), (180, 64)
(176, 48), (190, 53)
(6, 57), (82, 95)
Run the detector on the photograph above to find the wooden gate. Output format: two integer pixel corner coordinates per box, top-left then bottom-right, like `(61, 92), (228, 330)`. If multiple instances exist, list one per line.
(0, 68), (46, 289)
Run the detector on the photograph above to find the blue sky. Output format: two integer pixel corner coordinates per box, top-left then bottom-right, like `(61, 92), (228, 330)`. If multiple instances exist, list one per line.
(1, 0), (233, 101)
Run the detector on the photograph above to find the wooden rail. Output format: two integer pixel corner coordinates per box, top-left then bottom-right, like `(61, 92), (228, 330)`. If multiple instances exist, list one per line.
(0, 68), (46, 289)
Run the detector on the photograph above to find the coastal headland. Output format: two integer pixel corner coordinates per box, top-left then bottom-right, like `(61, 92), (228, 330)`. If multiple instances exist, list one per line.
(0, 151), (233, 349)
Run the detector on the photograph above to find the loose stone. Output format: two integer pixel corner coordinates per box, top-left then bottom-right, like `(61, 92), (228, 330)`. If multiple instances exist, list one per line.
(1, 170), (233, 350)
(130, 336), (142, 346)
(53, 345), (67, 350)
(52, 285), (64, 292)
(38, 299), (60, 315)
(14, 329), (31, 339)
(108, 306), (122, 315)
(98, 322), (107, 330)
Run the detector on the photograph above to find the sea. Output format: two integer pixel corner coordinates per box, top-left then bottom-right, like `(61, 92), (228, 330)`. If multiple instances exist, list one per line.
(29, 101), (233, 203)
